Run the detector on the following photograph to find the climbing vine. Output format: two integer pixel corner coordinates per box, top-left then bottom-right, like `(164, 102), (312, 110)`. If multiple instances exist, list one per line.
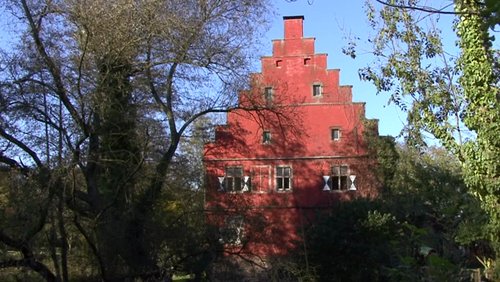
(358, 0), (499, 272)
(455, 0), (500, 256)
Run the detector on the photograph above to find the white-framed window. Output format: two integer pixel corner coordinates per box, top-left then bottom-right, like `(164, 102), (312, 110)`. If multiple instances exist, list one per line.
(313, 83), (322, 96)
(264, 87), (273, 102)
(225, 166), (243, 192)
(330, 165), (349, 191)
(251, 165), (271, 193)
(263, 130), (271, 144)
(331, 128), (341, 141)
(276, 166), (292, 191)
(220, 215), (244, 245)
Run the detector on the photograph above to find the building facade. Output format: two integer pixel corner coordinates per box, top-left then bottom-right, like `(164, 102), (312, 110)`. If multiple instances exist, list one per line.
(204, 16), (380, 258)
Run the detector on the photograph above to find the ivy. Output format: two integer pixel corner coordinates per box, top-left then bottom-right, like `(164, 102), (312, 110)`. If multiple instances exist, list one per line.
(456, 0), (500, 258)
(359, 0), (500, 273)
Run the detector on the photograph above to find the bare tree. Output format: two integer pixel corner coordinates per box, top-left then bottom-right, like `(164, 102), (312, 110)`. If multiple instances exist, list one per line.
(0, 0), (272, 280)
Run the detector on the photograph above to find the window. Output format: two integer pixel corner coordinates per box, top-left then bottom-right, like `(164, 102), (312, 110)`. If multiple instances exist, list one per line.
(220, 216), (244, 245)
(304, 58), (311, 65)
(323, 166), (356, 191)
(264, 87), (273, 102)
(276, 166), (292, 191)
(331, 128), (341, 141)
(225, 167), (243, 192)
(331, 165), (349, 191)
(313, 84), (322, 96)
(276, 60), (282, 67)
(251, 165), (271, 193)
(263, 131), (271, 144)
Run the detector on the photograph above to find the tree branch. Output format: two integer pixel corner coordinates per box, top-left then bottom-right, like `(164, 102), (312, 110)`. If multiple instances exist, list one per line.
(0, 126), (43, 167)
(374, 0), (479, 15)
(0, 230), (56, 282)
(73, 216), (107, 279)
(0, 153), (28, 172)
(20, 0), (89, 136)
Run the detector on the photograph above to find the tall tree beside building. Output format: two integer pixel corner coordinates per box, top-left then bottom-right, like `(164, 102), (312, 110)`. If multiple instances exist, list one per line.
(0, 0), (271, 280)
(355, 0), (499, 271)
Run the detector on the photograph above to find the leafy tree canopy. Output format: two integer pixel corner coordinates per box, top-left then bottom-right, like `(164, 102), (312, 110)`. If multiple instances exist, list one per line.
(352, 1), (499, 272)
(0, 0), (272, 281)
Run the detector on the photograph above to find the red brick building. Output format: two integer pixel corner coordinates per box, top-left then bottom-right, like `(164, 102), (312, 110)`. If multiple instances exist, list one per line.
(204, 16), (380, 258)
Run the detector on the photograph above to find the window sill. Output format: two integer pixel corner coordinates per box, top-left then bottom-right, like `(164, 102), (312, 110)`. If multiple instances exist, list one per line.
(323, 189), (353, 193)
(275, 189), (292, 193)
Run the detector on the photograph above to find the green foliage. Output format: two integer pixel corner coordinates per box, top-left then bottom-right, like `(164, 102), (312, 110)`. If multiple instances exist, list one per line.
(303, 145), (489, 281)
(455, 0), (500, 258)
(361, 0), (463, 150)
(484, 0), (500, 29)
(359, 0), (500, 275)
(306, 199), (396, 281)
(0, 0), (272, 280)
(364, 124), (399, 187)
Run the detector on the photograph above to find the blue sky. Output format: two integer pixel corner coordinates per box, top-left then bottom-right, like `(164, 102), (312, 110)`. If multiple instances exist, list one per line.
(262, 0), (407, 138)
(2, 1), (493, 141)
(261, 0), (473, 141)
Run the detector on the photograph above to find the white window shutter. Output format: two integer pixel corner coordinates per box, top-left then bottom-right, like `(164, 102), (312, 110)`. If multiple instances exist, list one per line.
(218, 176), (225, 191)
(323, 175), (330, 191)
(349, 175), (357, 191)
(242, 176), (250, 191)
(234, 226), (242, 245)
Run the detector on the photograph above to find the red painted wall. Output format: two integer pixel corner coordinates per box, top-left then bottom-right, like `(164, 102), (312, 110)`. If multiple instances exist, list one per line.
(204, 16), (380, 257)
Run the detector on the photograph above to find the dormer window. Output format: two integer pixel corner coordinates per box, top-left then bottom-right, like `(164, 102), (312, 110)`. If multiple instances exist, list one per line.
(313, 84), (322, 96)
